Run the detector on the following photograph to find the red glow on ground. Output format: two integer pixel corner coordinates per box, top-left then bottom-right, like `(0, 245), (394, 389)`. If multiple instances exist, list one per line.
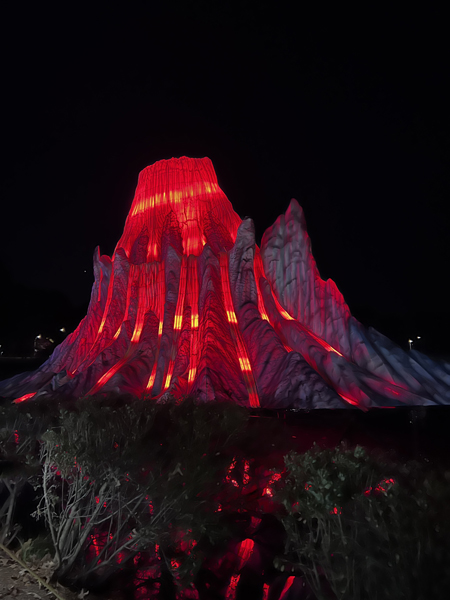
(236, 538), (254, 570)
(263, 471), (282, 497)
(225, 458), (240, 488)
(279, 576), (295, 599)
(91, 534), (100, 557)
(226, 574), (240, 600)
(243, 460), (250, 485)
(365, 478), (396, 496)
(226, 458), (236, 481)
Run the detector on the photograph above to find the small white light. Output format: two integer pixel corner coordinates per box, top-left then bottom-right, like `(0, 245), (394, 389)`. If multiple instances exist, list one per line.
(417, 336), (421, 339)
(37, 334), (42, 339)
(408, 339), (413, 344)
(60, 327), (66, 333)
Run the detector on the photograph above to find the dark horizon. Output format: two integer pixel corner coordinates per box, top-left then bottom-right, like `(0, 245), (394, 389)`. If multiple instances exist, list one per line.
(1, 3), (449, 359)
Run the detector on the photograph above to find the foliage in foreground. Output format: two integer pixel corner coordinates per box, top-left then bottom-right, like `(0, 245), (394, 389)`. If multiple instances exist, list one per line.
(0, 406), (43, 546)
(276, 443), (450, 600)
(2, 397), (450, 599)
(35, 396), (249, 589)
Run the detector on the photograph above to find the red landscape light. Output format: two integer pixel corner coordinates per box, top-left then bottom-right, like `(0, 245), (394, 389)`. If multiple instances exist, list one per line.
(13, 392), (37, 403)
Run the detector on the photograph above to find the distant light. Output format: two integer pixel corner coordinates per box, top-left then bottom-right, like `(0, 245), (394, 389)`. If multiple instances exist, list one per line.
(36, 334), (42, 339)
(84, 270), (87, 273)
(60, 327), (66, 333)
(49, 339), (54, 343)
(417, 336), (421, 339)
(408, 339), (413, 344)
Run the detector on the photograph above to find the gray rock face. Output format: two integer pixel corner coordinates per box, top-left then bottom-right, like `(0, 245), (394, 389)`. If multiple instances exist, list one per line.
(1, 157), (449, 409)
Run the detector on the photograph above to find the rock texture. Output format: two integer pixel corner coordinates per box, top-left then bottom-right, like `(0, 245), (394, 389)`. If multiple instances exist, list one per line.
(2, 157), (450, 409)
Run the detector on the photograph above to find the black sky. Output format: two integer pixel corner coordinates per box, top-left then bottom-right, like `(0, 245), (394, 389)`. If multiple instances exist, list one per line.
(1, 3), (449, 356)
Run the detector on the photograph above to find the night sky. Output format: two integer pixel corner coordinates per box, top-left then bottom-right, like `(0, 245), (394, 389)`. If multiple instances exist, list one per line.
(1, 3), (449, 357)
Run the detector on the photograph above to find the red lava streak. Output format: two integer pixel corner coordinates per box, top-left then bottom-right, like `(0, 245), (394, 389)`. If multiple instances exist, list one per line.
(4, 156), (450, 408)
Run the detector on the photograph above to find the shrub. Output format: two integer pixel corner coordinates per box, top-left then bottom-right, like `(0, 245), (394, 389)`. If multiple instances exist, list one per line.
(0, 407), (42, 547)
(35, 396), (249, 590)
(276, 443), (450, 600)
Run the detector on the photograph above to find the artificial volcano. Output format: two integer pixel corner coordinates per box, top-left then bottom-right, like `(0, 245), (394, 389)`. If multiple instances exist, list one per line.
(2, 157), (450, 409)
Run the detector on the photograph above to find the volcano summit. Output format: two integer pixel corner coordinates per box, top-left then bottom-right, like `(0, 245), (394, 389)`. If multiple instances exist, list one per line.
(2, 157), (450, 408)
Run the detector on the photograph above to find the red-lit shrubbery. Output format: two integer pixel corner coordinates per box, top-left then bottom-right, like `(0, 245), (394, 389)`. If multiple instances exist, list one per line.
(276, 443), (450, 600)
(2, 399), (450, 599)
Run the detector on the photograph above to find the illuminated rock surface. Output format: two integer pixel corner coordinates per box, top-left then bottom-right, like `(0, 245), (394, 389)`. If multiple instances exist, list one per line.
(2, 157), (450, 408)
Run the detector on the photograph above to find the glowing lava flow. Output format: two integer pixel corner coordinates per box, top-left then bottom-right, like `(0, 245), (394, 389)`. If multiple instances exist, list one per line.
(163, 258), (187, 392)
(279, 576), (295, 599)
(270, 286), (343, 357)
(13, 392), (37, 404)
(220, 253), (260, 408)
(3, 156), (449, 409)
(186, 257), (199, 391)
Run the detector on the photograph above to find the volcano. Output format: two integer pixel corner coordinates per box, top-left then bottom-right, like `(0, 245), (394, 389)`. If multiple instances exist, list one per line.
(2, 157), (450, 409)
